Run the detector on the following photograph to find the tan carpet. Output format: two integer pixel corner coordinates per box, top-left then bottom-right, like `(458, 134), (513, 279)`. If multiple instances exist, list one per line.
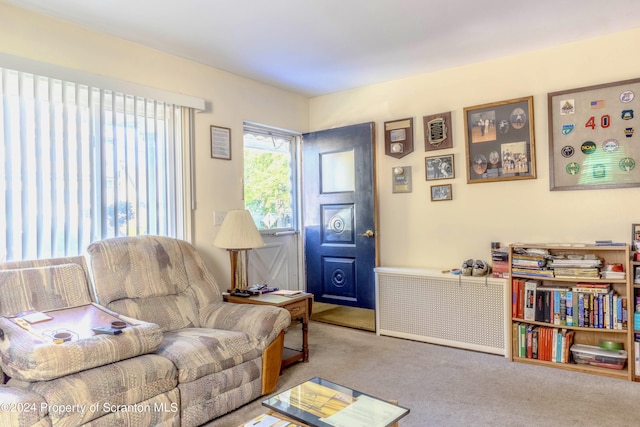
(310, 302), (375, 331)
(211, 321), (640, 427)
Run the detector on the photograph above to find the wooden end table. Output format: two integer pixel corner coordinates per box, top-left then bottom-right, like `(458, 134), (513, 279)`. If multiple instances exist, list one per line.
(223, 292), (313, 370)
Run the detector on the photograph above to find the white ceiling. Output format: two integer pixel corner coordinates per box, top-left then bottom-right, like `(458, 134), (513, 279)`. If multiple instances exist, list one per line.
(6, 0), (640, 97)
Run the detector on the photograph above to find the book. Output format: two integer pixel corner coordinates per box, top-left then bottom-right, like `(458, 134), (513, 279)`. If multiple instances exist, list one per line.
(272, 290), (302, 296)
(516, 279), (525, 319)
(532, 327), (539, 359)
(524, 280), (538, 321)
(566, 291), (573, 326)
(519, 323), (527, 358)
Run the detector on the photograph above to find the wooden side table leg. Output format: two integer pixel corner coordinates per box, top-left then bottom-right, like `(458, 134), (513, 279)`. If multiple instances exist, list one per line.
(302, 317), (309, 362)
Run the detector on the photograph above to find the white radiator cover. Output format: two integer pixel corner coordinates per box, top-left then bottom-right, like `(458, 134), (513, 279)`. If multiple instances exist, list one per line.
(375, 267), (510, 357)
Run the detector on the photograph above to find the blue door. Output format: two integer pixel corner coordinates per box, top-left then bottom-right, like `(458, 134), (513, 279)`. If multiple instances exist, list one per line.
(302, 123), (377, 309)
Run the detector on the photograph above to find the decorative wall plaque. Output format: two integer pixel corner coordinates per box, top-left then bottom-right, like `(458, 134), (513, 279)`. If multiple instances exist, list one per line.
(384, 118), (414, 159)
(423, 111), (453, 151)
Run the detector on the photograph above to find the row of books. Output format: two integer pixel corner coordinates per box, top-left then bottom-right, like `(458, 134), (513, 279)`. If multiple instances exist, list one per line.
(512, 279), (628, 329)
(511, 253), (625, 280)
(514, 323), (575, 363)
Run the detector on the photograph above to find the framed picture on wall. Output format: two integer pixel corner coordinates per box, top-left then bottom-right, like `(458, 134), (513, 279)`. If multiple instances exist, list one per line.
(211, 125), (231, 160)
(463, 96), (536, 184)
(548, 78), (640, 190)
(425, 154), (455, 181)
(632, 223), (640, 249)
(430, 184), (452, 201)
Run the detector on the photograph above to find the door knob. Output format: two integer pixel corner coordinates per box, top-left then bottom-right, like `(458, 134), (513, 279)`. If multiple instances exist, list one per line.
(359, 230), (374, 238)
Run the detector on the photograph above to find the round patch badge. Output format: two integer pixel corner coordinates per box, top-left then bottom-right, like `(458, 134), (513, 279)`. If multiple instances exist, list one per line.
(581, 141), (597, 155)
(489, 150), (500, 165)
(510, 108), (527, 129)
(566, 162), (580, 175)
(602, 138), (619, 152)
(620, 157), (636, 172)
(620, 90), (635, 103)
(561, 146), (575, 158)
(472, 154), (488, 175)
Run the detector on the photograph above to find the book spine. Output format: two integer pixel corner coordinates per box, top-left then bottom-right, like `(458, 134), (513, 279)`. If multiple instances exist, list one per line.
(544, 291), (551, 324)
(553, 291), (561, 325)
(566, 291), (573, 327)
(519, 323), (527, 358)
(524, 281), (537, 321)
(517, 279), (525, 319)
(512, 279), (518, 318)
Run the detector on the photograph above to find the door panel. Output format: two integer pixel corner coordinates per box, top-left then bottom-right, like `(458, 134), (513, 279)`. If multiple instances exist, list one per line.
(248, 233), (299, 290)
(303, 122), (376, 309)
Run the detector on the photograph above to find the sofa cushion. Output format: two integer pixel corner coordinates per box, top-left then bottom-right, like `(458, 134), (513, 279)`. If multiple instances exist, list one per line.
(8, 354), (177, 427)
(179, 359), (262, 427)
(0, 305), (163, 381)
(200, 301), (292, 352)
(0, 385), (49, 427)
(82, 388), (180, 427)
(158, 328), (262, 383)
(0, 263), (92, 316)
(87, 236), (221, 331)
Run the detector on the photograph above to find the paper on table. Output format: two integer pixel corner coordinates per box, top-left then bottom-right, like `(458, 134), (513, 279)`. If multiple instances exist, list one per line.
(243, 413), (301, 427)
(272, 290), (301, 296)
(21, 311), (52, 324)
(320, 395), (406, 427)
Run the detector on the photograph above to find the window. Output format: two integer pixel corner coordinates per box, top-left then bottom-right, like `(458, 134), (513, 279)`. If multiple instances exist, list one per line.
(243, 123), (298, 231)
(0, 67), (190, 261)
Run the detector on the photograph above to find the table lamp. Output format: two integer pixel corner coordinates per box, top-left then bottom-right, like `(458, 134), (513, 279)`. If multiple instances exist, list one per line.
(214, 209), (265, 292)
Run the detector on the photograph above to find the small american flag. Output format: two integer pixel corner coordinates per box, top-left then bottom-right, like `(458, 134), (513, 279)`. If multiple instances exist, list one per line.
(590, 100), (605, 109)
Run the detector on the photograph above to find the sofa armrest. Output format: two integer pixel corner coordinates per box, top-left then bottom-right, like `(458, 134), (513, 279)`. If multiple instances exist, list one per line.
(199, 302), (291, 351)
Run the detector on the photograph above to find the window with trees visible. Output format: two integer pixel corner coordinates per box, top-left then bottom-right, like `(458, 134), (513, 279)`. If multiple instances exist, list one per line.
(243, 124), (298, 231)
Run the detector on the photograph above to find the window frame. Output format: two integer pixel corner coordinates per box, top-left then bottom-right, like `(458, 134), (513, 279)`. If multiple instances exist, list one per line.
(242, 122), (301, 235)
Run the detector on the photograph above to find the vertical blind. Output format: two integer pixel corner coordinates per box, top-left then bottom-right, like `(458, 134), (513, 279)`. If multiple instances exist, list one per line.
(0, 67), (189, 261)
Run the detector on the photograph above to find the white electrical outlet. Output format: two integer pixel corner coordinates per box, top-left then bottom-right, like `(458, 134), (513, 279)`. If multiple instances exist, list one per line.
(214, 210), (227, 226)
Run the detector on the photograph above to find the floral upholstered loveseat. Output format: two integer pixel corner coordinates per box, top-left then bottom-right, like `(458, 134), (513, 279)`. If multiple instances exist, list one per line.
(0, 236), (291, 427)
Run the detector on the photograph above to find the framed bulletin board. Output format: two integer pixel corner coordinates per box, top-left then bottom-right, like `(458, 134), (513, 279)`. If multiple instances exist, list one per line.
(463, 96), (536, 184)
(548, 78), (640, 190)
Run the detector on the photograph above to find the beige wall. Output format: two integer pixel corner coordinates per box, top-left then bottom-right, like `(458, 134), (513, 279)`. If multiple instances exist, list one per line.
(3, 3), (639, 280)
(309, 28), (640, 269)
(0, 4), (309, 286)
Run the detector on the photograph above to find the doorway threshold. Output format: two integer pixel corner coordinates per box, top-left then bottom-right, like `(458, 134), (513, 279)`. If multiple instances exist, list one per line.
(310, 302), (375, 332)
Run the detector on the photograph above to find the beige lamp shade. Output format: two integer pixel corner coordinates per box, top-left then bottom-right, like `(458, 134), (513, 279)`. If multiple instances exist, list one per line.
(214, 209), (265, 250)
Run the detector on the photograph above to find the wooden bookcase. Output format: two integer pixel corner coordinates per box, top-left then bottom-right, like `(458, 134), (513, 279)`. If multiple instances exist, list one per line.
(631, 243), (640, 382)
(509, 243), (632, 381)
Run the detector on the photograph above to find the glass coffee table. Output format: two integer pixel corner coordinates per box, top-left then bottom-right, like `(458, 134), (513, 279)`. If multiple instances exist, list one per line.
(261, 377), (409, 427)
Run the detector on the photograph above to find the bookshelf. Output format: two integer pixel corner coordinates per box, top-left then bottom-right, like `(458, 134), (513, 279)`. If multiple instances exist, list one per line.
(509, 243), (633, 381)
(631, 243), (640, 382)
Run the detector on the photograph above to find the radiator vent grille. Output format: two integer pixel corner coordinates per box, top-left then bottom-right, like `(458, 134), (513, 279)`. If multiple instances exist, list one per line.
(376, 268), (507, 355)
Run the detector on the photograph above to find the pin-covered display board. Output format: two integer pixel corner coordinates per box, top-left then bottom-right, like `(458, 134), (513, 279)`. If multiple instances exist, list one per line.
(548, 78), (640, 190)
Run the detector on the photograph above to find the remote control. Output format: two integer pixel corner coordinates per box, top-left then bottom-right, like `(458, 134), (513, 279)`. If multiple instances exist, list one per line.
(230, 290), (251, 297)
(92, 327), (123, 335)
